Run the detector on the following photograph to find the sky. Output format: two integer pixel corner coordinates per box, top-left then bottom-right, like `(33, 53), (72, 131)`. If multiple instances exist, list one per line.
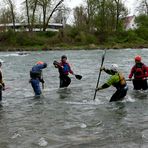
(5, 0), (138, 24)
(13, 0), (136, 13)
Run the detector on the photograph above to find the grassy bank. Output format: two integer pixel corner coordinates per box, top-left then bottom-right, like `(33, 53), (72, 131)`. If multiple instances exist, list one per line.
(0, 29), (148, 51)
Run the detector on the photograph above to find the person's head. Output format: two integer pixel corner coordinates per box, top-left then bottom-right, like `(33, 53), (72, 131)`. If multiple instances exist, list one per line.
(36, 61), (44, 65)
(61, 55), (67, 63)
(135, 55), (141, 63)
(36, 61), (47, 68)
(110, 64), (118, 74)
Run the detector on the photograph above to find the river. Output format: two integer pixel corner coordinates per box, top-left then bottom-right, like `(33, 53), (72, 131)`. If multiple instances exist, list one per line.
(0, 49), (148, 148)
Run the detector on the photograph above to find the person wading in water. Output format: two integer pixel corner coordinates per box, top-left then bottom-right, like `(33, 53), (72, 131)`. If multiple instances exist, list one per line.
(53, 55), (75, 88)
(0, 62), (5, 102)
(96, 64), (128, 102)
(29, 61), (47, 96)
(128, 55), (148, 90)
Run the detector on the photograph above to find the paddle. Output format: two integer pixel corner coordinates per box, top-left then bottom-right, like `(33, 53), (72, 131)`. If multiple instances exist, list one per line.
(75, 74), (82, 80)
(93, 49), (106, 100)
(126, 78), (148, 81)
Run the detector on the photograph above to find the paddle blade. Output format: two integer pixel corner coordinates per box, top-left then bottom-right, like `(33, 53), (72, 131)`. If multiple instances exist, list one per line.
(75, 74), (82, 80)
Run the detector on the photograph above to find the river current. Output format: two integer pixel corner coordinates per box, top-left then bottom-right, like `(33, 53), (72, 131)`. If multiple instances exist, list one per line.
(0, 49), (148, 148)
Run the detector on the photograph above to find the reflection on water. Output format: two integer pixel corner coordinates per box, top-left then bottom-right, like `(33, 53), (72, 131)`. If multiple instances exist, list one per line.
(0, 49), (148, 147)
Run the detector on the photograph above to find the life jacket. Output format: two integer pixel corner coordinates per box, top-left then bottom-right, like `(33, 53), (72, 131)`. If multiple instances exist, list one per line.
(118, 73), (126, 86)
(30, 65), (42, 79)
(133, 63), (145, 79)
(113, 72), (126, 89)
(30, 71), (41, 79)
(59, 62), (71, 75)
(63, 63), (70, 74)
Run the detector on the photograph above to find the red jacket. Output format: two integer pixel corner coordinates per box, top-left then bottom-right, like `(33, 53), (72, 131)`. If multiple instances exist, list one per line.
(129, 63), (148, 79)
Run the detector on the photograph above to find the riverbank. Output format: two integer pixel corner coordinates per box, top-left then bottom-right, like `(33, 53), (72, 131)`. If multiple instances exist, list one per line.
(0, 42), (148, 51)
(0, 30), (148, 51)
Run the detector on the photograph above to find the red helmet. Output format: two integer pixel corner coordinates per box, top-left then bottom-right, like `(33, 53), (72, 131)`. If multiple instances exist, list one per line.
(36, 61), (44, 65)
(135, 55), (141, 62)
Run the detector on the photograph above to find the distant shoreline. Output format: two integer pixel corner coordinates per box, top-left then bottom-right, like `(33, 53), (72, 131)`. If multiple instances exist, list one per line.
(0, 44), (148, 51)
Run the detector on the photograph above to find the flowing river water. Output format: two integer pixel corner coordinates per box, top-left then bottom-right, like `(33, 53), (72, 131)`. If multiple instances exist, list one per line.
(0, 49), (148, 148)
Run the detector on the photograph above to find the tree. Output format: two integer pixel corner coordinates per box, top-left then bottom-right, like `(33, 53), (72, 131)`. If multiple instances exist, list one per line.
(73, 0), (128, 42)
(23, 0), (39, 31)
(37, 0), (64, 31)
(113, 0), (128, 31)
(53, 5), (70, 26)
(135, 14), (148, 27)
(138, 0), (148, 15)
(4, 0), (16, 31)
(73, 6), (88, 30)
(0, 8), (12, 24)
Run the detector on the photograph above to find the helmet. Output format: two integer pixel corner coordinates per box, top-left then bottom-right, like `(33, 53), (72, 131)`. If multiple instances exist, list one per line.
(135, 55), (141, 62)
(36, 61), (44, 65)
(61, 55), (67, 60)
(111, 64), (118, 72)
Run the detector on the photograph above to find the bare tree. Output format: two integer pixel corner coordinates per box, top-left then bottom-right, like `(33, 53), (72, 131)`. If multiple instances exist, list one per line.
(0, 8), (12, 24)
(45, 0), (64, 30)
(114, 0), (127, 31)
(54, 5), (70, 26)
(31, 0), (38, 30)
(4, 0), (16, 31)
(23, 0), (38, 31)
(138, 0), (148, 15)
(25, 0), (31, 31)
(38, 0), (64, 31)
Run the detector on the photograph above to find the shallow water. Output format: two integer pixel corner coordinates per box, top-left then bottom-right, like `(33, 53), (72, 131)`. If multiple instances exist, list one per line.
(0, 49), (148, 148)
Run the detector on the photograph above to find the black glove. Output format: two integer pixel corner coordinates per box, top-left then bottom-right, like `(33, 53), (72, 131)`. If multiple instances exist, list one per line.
(96, 87), (102, 91)
(40, 79), (45, 83)
(2, 83), (5, 91)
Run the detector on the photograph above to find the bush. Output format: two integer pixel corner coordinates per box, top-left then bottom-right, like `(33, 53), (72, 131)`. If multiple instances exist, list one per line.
(135, 27), (148, 41)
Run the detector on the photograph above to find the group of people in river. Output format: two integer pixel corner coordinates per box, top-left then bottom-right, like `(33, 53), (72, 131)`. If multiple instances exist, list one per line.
(0, 54), (148, 103)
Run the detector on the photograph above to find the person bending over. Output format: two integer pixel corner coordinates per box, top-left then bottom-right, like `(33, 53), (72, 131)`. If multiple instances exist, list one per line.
(96, 64), (128, 102)
(30, 61), (47, 96)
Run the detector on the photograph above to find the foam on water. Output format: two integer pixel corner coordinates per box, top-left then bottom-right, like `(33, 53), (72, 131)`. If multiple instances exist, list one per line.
(123, 95), (135, 102)
(65, 99), (103, 105)
(38, 137), (48, 147)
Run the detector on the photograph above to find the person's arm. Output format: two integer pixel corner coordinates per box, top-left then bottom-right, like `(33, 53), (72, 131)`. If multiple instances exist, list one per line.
(53, 61), (62, 68)
(96, 76), (115, 91)
(128, 66), (135, 78)
(97, 83), (110, 91)
(101, 67), (113, 75)
(67, 63), (74, 75)
(40, 63), (47, 69)
(142, 65), (148, 78)
(0, 70), (5, 90)
(104, 68), (113, 75)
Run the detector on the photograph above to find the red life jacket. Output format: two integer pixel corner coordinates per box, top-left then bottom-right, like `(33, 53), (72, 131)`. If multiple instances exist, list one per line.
(133, 63), (146, 79)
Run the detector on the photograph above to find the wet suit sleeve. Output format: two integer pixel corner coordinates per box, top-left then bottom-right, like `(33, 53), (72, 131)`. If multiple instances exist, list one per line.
(53, 61), (62, 68)
(38, 63), (47, 82)
(67, 63), (74, 75)
(0, 70), (5, 89)
(101, 83), (110, 89)
(143, 65), (148, 77)
(39, 63), (47, 70)
(128, 66), (135, 78)
(99, 76), (115, 90)
(104, 69), (113, 75)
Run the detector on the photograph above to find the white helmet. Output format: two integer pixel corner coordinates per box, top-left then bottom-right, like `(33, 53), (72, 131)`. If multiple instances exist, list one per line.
(111, 64), (118, 72)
